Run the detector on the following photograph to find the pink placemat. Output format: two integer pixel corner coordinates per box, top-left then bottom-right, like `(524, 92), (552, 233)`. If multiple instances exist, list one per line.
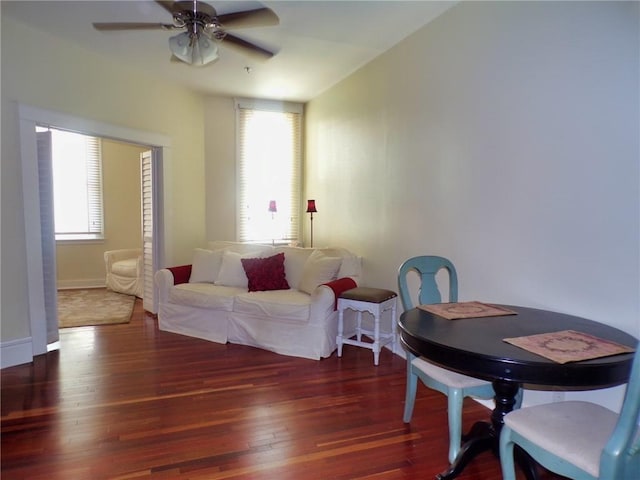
(503, 330), (635, 364)
(417, 301), (517, 320)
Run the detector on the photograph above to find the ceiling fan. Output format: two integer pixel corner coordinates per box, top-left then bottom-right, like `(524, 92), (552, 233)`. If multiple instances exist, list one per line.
(93, 1), (279, 66)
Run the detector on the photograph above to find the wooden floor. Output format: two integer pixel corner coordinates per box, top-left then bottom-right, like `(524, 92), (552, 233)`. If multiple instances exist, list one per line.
(2, 300), (563, 480)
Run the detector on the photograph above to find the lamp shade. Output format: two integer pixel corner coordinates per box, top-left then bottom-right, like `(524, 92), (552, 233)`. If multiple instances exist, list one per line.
(268, 200), (277, 213)
(169, 31), (219, 66)
(306, 199), (317, 213)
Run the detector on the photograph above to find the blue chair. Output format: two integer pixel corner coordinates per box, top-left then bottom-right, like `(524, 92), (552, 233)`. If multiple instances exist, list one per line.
(398, 256), (500, 463)
(499, 343), (640, 480)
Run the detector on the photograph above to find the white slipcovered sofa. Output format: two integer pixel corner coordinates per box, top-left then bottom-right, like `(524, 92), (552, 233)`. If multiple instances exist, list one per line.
(155, 241), (361, 360)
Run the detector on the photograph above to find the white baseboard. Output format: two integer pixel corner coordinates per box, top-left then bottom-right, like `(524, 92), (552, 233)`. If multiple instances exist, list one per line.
(57, 279), (106, 290)
(1, 337), (33, 368)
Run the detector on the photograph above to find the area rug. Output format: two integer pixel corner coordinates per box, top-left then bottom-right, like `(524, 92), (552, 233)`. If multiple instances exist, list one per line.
(57, 289), (135, 328)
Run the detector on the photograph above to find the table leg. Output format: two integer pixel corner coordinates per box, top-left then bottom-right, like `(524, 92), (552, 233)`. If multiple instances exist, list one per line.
(436, 380), (534, 480)
(490, 379), (520, 432)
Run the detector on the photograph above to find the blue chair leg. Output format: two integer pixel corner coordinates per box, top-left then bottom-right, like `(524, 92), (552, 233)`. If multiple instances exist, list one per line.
(499, 426), (518, 480)
(403, 354), (418, 422)
(514, 388), (523, 410)
(447, 387), (464, 463)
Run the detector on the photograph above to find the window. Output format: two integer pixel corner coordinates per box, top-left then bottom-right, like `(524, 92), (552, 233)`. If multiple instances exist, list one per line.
(236, 99), (302, 244)
(39, 127), (104, 241)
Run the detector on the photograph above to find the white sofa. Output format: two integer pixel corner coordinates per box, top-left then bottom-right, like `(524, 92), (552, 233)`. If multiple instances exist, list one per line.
(155, 241), (362, 360)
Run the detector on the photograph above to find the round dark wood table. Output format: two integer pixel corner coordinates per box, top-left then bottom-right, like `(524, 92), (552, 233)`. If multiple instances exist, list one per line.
(398, 305), (637, 480)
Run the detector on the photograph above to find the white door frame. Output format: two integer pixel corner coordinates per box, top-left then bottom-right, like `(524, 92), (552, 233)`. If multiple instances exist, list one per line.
(18, 104), (170, 357)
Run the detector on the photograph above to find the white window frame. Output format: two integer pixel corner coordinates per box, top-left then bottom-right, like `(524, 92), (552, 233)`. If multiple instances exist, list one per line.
(235, 98), (303, 244)
(41, 127), (104, 242)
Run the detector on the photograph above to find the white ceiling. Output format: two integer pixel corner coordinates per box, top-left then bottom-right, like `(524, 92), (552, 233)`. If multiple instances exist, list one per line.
(2, 0), (455, 102)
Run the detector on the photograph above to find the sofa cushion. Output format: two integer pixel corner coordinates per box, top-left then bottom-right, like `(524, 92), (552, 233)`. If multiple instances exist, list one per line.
(215, 251), (255, 288)
(298, 250), (342, 294)
(274, 246), (314, 289)
(208, 241), (273, 256)
(234, 290), (312, 323)
(241, 252), (290, 292)
(169, 283), (243, 310)
(189, 248), (223, 283)
(112, 258), (138, 277)
(319, 247), (361, 279)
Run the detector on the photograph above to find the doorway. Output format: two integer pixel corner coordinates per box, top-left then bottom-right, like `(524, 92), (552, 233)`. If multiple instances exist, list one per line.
(19, 104), (169, 358)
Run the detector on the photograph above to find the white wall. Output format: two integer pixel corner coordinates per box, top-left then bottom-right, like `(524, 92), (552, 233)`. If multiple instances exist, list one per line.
(305, 1), (639, 409)
(203, 96), (238, 242)
(1, 15), (207, 361)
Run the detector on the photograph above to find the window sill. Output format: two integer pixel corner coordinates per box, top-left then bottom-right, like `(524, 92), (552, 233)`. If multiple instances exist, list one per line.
(55, 234), (104, 244)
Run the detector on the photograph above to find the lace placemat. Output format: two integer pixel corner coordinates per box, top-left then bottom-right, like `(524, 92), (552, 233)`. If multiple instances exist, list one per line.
(503, 329), (635, 363)
(417, 301), (517, 320)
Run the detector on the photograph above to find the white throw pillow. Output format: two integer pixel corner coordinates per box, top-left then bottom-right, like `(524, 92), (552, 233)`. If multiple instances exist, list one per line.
(320, 247), (361, 278)
(189, 248), (223, 283)
(274, 246), (313, 289)
(337, 252), (361, 279)
(298, 250), (342, 294)
(215, 250), (254, 288)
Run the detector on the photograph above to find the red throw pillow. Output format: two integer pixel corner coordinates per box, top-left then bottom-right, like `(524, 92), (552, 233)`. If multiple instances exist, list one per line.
(241, 252), (290, 292)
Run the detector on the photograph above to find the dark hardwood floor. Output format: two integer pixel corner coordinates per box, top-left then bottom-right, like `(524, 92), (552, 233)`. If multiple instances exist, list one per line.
(2, 299), (563, 480)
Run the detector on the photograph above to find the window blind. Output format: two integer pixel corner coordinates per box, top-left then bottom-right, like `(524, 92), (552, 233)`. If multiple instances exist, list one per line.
(236, 100), (302, 244)
(47, 128), (104, 240)
(85, 136), (103, 236)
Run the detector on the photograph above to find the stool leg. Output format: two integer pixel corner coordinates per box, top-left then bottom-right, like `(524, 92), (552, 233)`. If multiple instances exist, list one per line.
(356, 311), (363, 341)
(373, 309), (381, 366)
(337, 307), (344, 357)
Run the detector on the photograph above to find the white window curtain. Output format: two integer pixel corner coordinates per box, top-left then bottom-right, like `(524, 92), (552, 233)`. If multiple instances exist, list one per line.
(235, 99), (302, 244)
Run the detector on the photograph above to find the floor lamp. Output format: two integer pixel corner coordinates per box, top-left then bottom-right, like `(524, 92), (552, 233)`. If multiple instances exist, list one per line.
(306, 200), (317, 247)
(268, 200), (277, 245)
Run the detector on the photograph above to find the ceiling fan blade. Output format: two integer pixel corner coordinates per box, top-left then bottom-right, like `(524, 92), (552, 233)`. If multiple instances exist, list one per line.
(217, 8), (279, 30)
(155, 1), (176, 15)
(93, 22), (177, 31)
(222, 33), (275, 60)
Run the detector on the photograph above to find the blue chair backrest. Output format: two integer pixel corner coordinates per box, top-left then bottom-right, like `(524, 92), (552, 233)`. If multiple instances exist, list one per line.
(397, 256), (458, 310)
(600, 342), (640, 478)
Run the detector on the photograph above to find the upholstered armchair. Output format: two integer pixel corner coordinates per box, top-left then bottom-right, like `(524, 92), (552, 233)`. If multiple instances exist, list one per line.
(104, 248), (143, 298)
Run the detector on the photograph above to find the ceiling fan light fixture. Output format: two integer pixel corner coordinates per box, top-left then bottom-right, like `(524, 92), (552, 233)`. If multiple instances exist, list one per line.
(169, 31), (218, 66)
(95, 2), (278, 64)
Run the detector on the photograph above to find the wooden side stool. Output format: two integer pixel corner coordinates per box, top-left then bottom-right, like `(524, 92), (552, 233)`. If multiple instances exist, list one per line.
(337, 287), (397, 365)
